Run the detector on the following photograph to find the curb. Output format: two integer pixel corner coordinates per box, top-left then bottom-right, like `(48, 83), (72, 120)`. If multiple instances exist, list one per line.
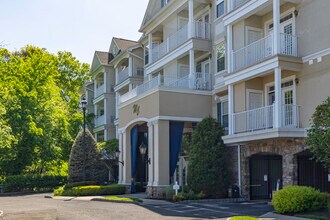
(91, 198), (143, 205)
(175, 197), (247, 204)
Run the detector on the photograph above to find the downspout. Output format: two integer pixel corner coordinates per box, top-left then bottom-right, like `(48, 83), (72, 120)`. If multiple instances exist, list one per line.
(237, 144), (242, 197)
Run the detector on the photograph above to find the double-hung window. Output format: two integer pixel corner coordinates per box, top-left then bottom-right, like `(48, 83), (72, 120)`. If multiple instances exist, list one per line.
(217, 100), (229, 134)
(217, 42), (226, 72)
(216, 0), (225, 18)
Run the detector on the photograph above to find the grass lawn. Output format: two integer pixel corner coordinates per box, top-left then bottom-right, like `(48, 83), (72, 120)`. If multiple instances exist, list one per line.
(104, 196), (142, 203)
(230, 216), (258, 220)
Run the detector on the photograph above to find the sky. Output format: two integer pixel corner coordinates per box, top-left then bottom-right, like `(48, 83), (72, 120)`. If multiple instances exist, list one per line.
(0, 0), (149, 64)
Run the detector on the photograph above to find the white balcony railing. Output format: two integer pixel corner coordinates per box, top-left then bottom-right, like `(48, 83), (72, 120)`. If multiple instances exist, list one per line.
(232, 33), (298, 72)
(95, 84), (105, 98)
(95, 115), (106, 127)
(232, 0), (249, 11)
(119, 72), (211, 104)
(151, 21), (211, 64)
(118, 68), (129, 84)
(232, 104), (300, 134)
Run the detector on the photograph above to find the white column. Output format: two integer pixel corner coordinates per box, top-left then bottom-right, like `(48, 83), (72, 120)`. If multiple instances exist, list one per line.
(228, 84), (234, 135)
(115, 92), (119, 119)
(94, 133), (98, 141)
(274, 67), (282, 128)
(104, 129), (108, 141)
(273, 0), (280, 55)
(227, 24), (233, 73)
(118, 131), (123, 184)
(122, 131), (127, 184)
(188, 0), (194, 38)
(148, 33), (153, 64)
(189, 49), (195, 88)
(153, 120), (159, 186)
(104, 99), (107, 124)
(227, 0), (232, 12)
(103, 72), (107, 93)
(115, 67), (119, 85)
(128, 57), (133, 77)
(147, 122), (154, 186)
(94, 78), (97, 99)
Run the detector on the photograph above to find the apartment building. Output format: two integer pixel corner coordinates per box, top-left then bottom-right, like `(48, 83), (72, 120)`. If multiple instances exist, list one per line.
(87, 0), (330, 199)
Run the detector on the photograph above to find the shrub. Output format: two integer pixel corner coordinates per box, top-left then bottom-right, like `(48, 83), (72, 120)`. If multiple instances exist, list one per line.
(272, 186), (328, 214)
(53, 184), (126, 196)
(188, 116), (228, 198)
(64, 181), (97, 189)
(3, 175), (66, 192)
(172, 190), (206, 202)
(165, 185), (175, 200)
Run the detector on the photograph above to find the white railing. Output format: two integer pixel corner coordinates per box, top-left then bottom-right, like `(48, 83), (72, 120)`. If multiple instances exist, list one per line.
(151, 21), (211, 64)
(94, 84), (105, 98)
(282, 104), (300, 127)
(119, 72), (212, 104)
(95, 115), (106, 127)
(194, 21), (211, 40)
(233, 34), (273, 72)
(152, 24), (188, 63)
(232, 33), (298, 72)
(232, 104), (300, 134)
(233, 105), (274, 134)
(118, 68), (129, 84)
(280, 33), (298, 57)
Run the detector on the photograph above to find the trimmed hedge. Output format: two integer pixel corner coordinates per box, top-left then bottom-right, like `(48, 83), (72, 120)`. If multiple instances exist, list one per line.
(54, 184), (126, 196)
(272, 186), (328, 214)
(173, 190), (205, 202)
(3, 175), (67, 193)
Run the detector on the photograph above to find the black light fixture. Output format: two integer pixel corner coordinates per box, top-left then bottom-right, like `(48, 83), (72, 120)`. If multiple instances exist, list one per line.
(295, 78), (299, 85)
(115, 148), (124, 166)
(139, 142), (150, 164)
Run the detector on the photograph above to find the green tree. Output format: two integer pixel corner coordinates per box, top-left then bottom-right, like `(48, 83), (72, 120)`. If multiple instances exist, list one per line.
(68, 130), (106, 183)
(306, 97), (330, 168)
(0, 46), (90, 176)
(187, 116), (228, 198)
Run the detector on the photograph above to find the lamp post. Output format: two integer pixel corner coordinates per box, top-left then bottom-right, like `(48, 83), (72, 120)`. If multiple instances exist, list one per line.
(81, 97), (87, 182)
(139, 142), (150, 188)
(115, 148), (124, 166)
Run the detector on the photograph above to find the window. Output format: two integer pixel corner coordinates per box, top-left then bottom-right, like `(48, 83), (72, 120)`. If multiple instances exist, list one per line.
(216, 0), (225, 18)
(161, 0), (170, 8)
(217, 100), (229, 134)
(145, 45), (149, 65)
(217, 42), (226, 72)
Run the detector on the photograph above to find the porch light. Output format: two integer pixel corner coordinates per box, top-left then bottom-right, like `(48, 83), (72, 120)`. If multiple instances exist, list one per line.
(115, 148), (121, 158)
(81, 97), (87, 110)
(139, 142), (147, 155)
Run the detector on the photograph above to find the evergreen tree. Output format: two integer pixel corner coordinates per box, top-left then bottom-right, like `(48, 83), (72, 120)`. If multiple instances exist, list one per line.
(188, 116), (228, 198)
(68, 129), (106, 183)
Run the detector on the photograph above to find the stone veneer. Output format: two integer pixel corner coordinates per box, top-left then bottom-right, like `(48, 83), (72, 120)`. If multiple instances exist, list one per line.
(146, 186), (167, 199)
(240, 138), (306, 199)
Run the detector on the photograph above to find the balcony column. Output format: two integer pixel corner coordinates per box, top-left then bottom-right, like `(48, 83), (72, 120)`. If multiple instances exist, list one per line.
(115, 67), (119, 85)
(147, 122), (154, 186)
(115, 92), (119, 119)
(104, 129), (108, 141)
(148, 33), (153, 64)
(93, 78), (97, 99)
(273, 0), (280, 54)
(189, 49), (195, 89)
(274, 67), (282, 128)
(227, 24), (233, 73)
(104, 99), (107, 125)
(128, 57), (133, 77)
(188, 0), (194, 38)
(118, 131), (123, 184)
(228, 84), (234, 135)
(103, 72), (107, 93)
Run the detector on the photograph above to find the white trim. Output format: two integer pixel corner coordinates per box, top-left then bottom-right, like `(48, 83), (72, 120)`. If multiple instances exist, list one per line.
(264, 75), (296, 106)
(264, 8), (295, 35)
(219, 95), (228, 102)
(302, 47), (330, 63)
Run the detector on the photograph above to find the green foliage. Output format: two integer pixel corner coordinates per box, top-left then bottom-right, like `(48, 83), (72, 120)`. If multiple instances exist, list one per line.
(0, 46), (90, 176)
(306, 97), (330, 168)
(97, 139), (119, 156)
(172, 190), (205, 202)
(3, 174), (66, 192)
(64, 181), (97, 189)
(164, 185), (175, 200)
(272, 186), (328, 214)
(104, 196), (142, 203)
(68, 129), (107, 183)
(53, 184), (126, 196)
(187, 116), (228, 198)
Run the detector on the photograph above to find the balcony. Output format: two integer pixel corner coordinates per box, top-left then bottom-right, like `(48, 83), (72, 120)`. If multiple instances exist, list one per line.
(232, 0), (250, 11)
(117, 67), (144, 84)
(151, 21), (211, 64)
(95, 115), (106, 127)
(95, 84), (105, 98)
(119, 72), (211, 104)
(232, 104), (300, 134)
(232, 33), (298, 72)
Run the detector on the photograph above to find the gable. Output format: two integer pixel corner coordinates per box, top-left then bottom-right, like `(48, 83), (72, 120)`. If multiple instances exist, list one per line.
(140, 0), (162, 29)
(90, 53), (101, 73)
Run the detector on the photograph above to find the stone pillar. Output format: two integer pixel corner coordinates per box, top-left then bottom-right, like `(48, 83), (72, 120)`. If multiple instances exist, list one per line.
(147, 122), (154, 186)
